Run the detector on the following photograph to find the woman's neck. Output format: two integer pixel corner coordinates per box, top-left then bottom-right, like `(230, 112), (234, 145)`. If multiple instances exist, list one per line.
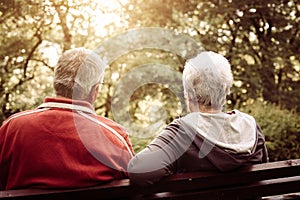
(189, 102), (221, 114)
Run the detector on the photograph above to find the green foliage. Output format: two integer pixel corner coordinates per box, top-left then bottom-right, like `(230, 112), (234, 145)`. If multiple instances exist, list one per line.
(240, 100), (300, 161)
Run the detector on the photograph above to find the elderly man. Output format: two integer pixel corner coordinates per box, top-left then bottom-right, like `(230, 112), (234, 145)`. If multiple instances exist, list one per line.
(127, 51), (268, 185)
(0, 48), (134, 190)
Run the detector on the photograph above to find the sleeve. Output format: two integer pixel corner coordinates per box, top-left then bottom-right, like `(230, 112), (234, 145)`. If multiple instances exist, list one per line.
(119, 126), (135, 155)
(257, 124), (269, 163)
(105, 117), (135, 156)
(0, 122), (10, 190)
(127, 120), (194, 185)
(256, 123), (269, 163)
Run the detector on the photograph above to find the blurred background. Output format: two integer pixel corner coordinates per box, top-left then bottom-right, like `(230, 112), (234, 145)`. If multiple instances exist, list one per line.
(0, 0), (299, 161)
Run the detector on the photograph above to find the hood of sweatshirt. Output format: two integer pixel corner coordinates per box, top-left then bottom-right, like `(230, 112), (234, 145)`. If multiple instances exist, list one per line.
(179, 110), (257, 154)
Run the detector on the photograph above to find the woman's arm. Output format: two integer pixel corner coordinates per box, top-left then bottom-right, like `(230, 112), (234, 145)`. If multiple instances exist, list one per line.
(127, 120), (194, 185)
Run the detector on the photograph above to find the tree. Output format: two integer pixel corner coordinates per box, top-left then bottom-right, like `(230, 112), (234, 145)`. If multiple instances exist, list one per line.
(0, 0), (54, 122)
(0, 0), (120, 123)
(119, 0), (300, 111)
(195, 0), (300, 110)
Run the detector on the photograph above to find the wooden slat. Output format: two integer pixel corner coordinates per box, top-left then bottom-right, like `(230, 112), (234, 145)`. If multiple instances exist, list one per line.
(142, 159), (300, 194)
(148, 176), (300, 200)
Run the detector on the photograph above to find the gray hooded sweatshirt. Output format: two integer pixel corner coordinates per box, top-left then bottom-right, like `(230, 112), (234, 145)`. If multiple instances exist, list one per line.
(127, 110), (268, 185)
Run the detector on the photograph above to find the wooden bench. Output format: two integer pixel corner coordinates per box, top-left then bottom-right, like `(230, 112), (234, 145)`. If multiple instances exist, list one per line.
(1, 159), (299, 200)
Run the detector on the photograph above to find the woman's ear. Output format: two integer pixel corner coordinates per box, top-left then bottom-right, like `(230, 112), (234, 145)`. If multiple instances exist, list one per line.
(186, 93), (198, 113)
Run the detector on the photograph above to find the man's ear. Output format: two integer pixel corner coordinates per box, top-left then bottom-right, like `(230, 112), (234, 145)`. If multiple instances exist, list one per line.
(85, 84), (100, 104)
(92, 84), (100, 103)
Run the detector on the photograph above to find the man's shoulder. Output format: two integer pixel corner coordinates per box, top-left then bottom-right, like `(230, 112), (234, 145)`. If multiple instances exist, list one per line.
(94, 115), (129, 135)
(3, 109), (47, 125)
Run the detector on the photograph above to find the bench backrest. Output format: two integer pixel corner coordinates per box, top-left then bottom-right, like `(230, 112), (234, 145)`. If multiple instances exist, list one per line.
(1, 159), (300, 200)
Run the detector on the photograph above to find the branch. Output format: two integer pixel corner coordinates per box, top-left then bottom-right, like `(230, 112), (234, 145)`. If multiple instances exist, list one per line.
(31, 58), (55, 71)
(23, 32), (43, 79)
(51, 1), (72, 51)
(11, 75), (35, 92)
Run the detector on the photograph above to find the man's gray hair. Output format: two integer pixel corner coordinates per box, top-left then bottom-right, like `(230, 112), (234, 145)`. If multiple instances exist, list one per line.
(54, 47), (106, 100)
(183, 51), (233, 110)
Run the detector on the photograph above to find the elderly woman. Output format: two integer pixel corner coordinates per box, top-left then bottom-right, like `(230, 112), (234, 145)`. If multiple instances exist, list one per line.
(127, 51), (268, 185)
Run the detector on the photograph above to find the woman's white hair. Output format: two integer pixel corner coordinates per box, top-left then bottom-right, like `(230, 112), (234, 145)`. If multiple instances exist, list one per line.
(183, 51), (233, 110)
(54, 47), (106, 100)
